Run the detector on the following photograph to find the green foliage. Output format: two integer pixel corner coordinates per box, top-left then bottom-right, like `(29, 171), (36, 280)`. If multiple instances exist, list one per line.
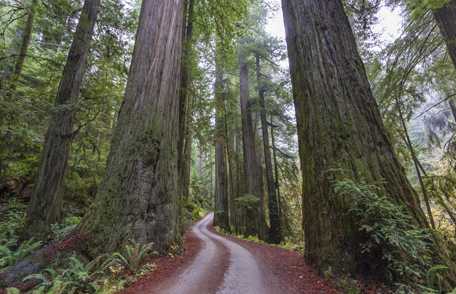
(0, 238), (41, 269)
(51, 216), (81, 241)
(5, 288), (20, 294)
(407, 0), (449, 18)
(111, 242), (156, 273)
(25, 255), (104, 294)
(234, 194), (259, 210)
(0, 199), (26, 245)
(0, 199), (41, 270)
(334, 179), (446, 291)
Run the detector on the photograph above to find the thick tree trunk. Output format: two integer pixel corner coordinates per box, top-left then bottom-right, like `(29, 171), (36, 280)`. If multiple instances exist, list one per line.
(239, 48), (265, 238)
(214, 42), (230, 231)
(255, 54), (282, 244)
(281, 0), (427, 275)
(79, 0), (185, 256)
(25, 0), (100, 239)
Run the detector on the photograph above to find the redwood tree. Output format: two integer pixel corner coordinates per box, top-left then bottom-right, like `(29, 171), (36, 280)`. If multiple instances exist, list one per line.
(255, 53), (281, 244)
(281, 0), (427, 274)
(214, 42), (230, 231)
(26, 0), (100, 238)
(432, 0), (456, 121)
(239, 46), (265, 238)
(79, 0), (185, 255)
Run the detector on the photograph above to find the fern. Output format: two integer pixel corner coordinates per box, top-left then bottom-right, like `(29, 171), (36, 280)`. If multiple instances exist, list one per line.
(110, 242), (156, 272)
(334, 179), (434, 290)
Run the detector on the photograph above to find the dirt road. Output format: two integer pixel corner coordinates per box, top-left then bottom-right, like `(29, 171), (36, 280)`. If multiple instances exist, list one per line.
(124, 213), (338, 294)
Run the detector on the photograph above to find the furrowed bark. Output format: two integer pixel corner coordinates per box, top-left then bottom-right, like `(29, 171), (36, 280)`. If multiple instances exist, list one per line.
(433, 0), (456, 68)
(255, 53), (282, 244)
(178, 0), (195, 203)
(25, 0), (100, 239)
(433, 0), (456, 124)
(79, 0), (185, 256)
(281, 0), (427, 275)
(214, 41), (230, 231)
(239, 47), (265, 238)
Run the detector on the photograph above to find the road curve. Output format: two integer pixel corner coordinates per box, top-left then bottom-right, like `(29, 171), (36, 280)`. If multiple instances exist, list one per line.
(153, 213), (277, 294)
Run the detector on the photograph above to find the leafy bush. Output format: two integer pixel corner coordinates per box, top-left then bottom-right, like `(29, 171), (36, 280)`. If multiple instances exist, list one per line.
(334, 179), (438, 290)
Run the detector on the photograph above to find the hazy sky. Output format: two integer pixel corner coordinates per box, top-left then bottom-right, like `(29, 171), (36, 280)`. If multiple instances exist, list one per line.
(265, 1), (403, 49)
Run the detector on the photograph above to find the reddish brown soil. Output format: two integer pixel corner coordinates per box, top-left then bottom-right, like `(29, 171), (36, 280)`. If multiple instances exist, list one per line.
(208, 226), (340, 294)
(123, 221), (340, 294)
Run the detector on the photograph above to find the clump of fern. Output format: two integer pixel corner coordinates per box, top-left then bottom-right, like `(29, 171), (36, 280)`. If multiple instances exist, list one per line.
(111, 241), (156, 273)
(334, 179), (452, 292)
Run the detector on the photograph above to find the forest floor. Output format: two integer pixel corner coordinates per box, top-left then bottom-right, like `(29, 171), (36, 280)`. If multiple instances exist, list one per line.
(122, 213), (338, 294)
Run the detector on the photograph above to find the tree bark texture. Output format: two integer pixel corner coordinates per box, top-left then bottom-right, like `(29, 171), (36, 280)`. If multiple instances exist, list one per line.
(433, 0), (456, 68)
(282, 0), (427, 275)
(255, 54), (282, 244)
(26, 0), (100, 239)
(214, 42), (230, 231)
(239, 48), (265, 238)
(178, 0), (195, 202)
(13, 0), (37, 81)
(270, 116), (282, 226)
(79, 0), (185, 256)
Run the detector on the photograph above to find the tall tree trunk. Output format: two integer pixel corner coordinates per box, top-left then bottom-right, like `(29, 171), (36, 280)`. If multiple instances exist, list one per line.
(255, 54), (281, 244)
(239, 47), (265, 238)
(25, 0), (100, 239)
(79, 0), (185, 256)
(12, 0), (37, 83)
(0, 0), (37, 90)
(395, 97), (436, 229)
(281, 0), (427, 275)
(214, 42), (230, 231)
(178, 0), (195, 202)
(433, 1), (456, 124)
(270, 115), (282, 228)
(433, 0), (456, 68)
(449, 99), (456, 122)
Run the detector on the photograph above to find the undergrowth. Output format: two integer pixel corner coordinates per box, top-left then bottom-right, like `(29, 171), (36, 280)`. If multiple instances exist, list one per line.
(0, 200), (158, 293)
(334, 178), (455, 293)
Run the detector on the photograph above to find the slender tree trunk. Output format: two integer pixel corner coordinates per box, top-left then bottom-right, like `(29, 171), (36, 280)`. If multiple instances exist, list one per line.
(214, 42), (230, 230)
(0, 0), (37, 90)
(25, 0), (100, 239)
(449, 99), (456, 122)
(239, 47), (265, 238)
(255, 54), (281, 243)
(282, 0), (427, 275)
(178, 0), (195, 202)
(79, 0), (185, 256)
(270, 115), (282, 226)
(395, 97), (436, 229)
(12, 0), (37, 83)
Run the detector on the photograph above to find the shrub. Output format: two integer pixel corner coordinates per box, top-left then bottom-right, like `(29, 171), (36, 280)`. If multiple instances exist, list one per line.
(334, 179), (438, 290)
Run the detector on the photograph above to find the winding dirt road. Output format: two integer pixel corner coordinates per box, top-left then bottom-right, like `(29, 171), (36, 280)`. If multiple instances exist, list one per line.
(124, 213), (338, 294)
